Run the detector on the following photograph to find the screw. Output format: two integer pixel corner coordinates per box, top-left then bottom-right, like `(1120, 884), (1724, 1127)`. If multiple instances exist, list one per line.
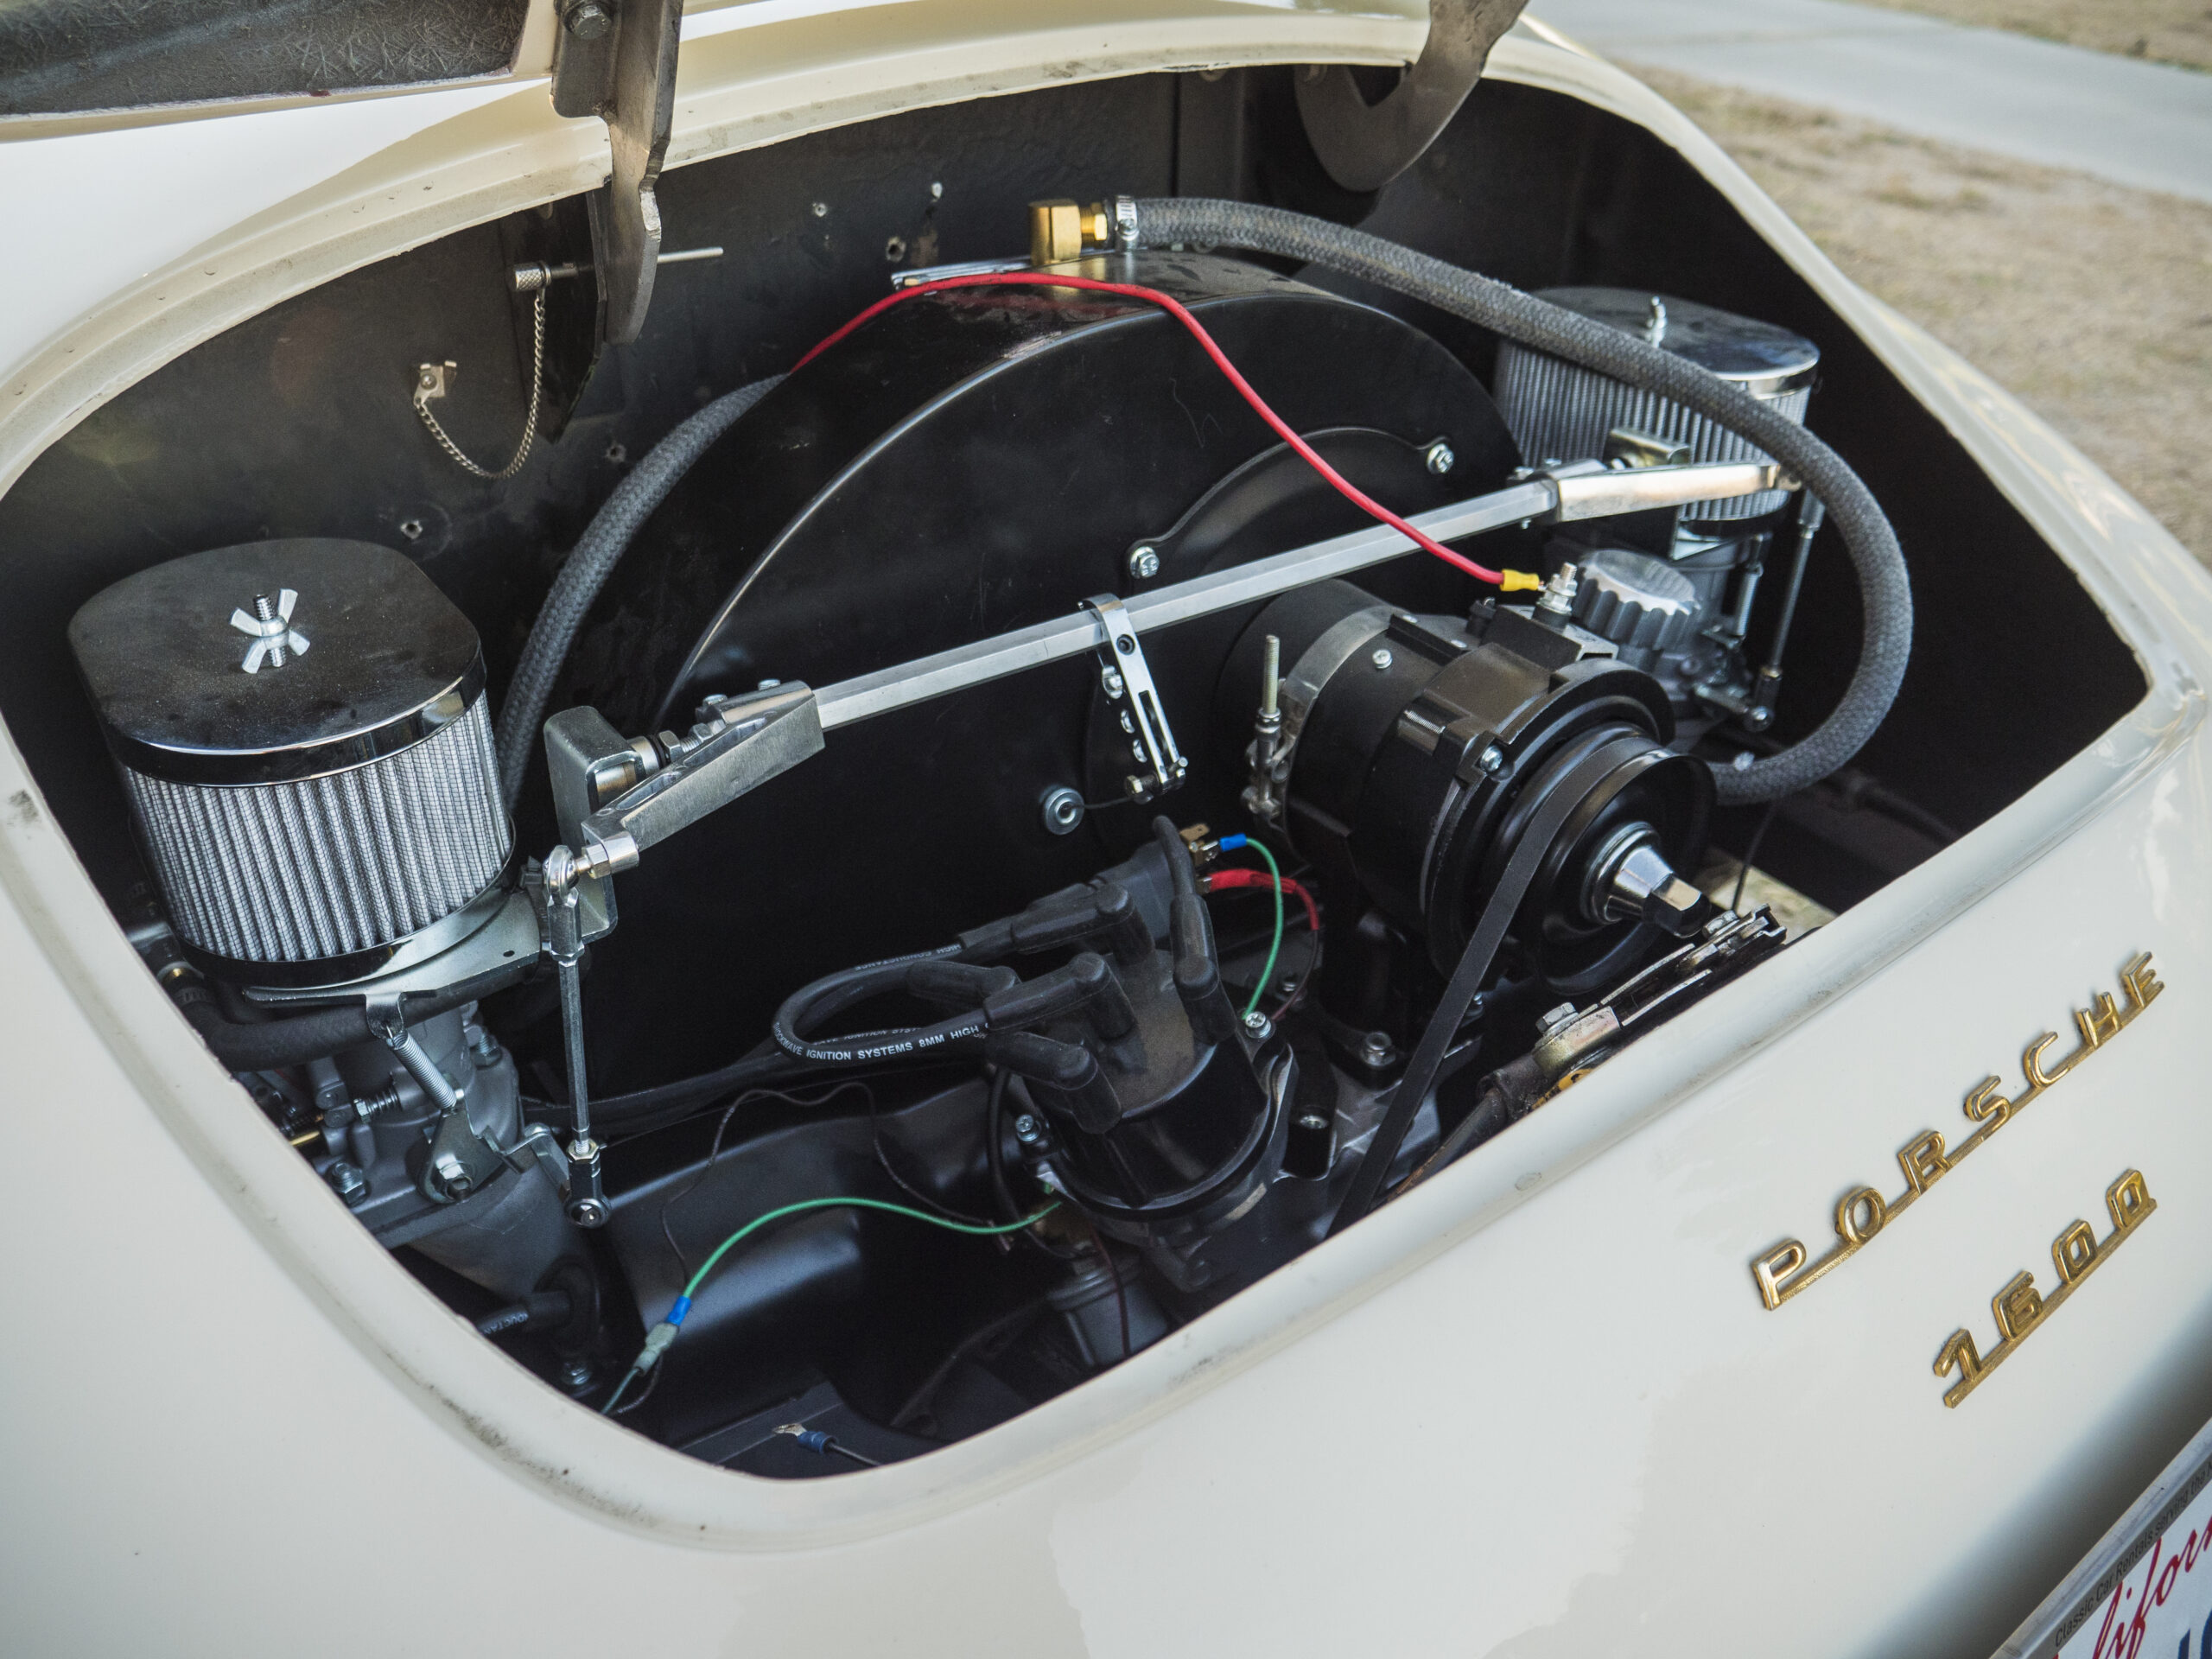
(1013, 1114), (1045, 1147)
(1242, 1009), (1273, 1040)
(1039, 785), (1085, 836)
(563, 0), (613, 36)
(1425, 440), (1456, 475)
(1128, 545), (1160, 581)
(1100, 665), (1126, 699)
(1478, 744), (1505, 775)
(1116, 634), (1136, 656)
(1538, 563), (1580, 617)
(1370, 648), (1394, 671)
(467, 1025), (503, 1068)
(1359, 1031), (1395, 1066)
(325, 1161), (369, 1206)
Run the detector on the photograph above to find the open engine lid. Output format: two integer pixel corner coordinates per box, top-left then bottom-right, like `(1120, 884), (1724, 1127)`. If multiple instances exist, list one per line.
(0, 0), (535, 119)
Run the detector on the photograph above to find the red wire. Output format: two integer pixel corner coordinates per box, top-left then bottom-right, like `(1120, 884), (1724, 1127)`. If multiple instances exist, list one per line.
(793, 273), (1507, 586)
(1204, 868), (1322, 937)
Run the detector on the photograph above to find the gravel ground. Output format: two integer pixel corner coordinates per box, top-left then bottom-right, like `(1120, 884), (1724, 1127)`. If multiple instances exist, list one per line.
(1631, 67), (2212, 560)
(1850, 0), (2212, 72)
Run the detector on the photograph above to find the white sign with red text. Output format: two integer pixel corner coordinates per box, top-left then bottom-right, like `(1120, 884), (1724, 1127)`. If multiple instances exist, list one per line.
(2062, 1474), (2212, 1659)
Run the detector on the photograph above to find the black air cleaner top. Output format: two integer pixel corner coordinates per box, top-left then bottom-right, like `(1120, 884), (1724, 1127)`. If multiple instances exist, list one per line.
(68, 538), (484, 785)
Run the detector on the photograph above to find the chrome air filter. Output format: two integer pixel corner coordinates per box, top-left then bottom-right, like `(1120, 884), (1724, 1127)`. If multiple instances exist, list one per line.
(69, 539), (509, 984)
(1495, 288), (1818, 523)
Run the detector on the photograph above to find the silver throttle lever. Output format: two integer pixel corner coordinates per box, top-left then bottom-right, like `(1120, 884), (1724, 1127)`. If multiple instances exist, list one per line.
(545, 682), (825, 889)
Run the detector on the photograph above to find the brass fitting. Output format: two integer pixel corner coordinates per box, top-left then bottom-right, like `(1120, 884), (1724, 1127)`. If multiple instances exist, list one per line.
(1028, 199), (1111, 267)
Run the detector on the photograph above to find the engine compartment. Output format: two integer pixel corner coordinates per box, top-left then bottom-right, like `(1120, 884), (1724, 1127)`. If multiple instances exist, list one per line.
(0, 69), (2146, 1477)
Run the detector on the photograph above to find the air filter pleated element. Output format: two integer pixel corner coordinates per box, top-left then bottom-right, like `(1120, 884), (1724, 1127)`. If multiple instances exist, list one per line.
(70, 539), (510, 983)
(1495, 288), (1818, 524)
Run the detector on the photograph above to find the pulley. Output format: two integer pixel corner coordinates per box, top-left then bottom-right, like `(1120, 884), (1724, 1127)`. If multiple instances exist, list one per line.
(1220, 576), (1715, 997)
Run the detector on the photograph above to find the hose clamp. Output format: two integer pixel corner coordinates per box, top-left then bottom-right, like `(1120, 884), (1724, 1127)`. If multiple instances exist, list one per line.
(1114, 194), (1141, 252)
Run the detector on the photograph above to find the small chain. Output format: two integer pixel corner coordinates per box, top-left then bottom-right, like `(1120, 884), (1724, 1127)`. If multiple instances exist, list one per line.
(415, 288), (546, 481)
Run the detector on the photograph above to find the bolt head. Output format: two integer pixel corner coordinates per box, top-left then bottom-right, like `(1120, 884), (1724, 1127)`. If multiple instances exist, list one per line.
(1039, 785), (1084, 836)
(324, 1161), (369, 1206)
(1538, 1001), (1579, 1033)
(1242, 1009), (1272, 1040)
(1425, 440), (1456, 475)
(1358, 1030), (1394, 1065)
(1478, 744), (1506, 775)
(1013, 1114), (1044, 1146)
(1128, 546), (1160, 581)
(568, 1197), (609, 1228)
(1370, 648), (1394, 671)
(1100, 665), (1126, 699)
(563, 1), (613, 37)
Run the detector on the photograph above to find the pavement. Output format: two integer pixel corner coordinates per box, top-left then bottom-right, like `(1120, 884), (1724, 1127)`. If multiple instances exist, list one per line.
(1530, 0), (2212, 204)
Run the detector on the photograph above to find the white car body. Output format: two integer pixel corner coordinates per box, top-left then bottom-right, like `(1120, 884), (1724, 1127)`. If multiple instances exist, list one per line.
(2, 5), (2206, 1655)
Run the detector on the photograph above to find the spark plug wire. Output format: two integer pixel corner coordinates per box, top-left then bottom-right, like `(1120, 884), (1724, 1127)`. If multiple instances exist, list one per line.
(797, 273), (1535, 589)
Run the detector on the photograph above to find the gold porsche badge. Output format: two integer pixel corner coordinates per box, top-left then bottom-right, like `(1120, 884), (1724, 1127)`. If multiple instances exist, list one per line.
(1750, 951), (2161, 1311)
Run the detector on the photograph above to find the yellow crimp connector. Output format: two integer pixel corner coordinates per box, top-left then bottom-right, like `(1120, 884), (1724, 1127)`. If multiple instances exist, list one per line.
(1498, 570), (1542, 593)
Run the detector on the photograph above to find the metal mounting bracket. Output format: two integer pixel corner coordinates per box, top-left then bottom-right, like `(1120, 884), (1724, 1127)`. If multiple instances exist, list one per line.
(1084, 595), (1188, 803)
(1294, 0), (1530, 192)
(550, 0), (684, 346)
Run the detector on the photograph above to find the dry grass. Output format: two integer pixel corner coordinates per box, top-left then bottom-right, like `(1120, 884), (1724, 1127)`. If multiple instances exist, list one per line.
(1631, 67), (2212, 559)
(1849, 0), (2212, 72)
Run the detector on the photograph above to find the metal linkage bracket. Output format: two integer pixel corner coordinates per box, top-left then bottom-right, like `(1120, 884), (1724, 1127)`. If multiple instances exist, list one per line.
(814, 461), (1797, 737)
(1084, 595), (1187, 803)
(536, 683), (824, 1226)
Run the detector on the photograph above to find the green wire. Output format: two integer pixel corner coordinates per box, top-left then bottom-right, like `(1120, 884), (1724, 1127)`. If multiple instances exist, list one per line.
(683, 1196), (1058, 1301)
(1241, 839), (1286, 1020)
